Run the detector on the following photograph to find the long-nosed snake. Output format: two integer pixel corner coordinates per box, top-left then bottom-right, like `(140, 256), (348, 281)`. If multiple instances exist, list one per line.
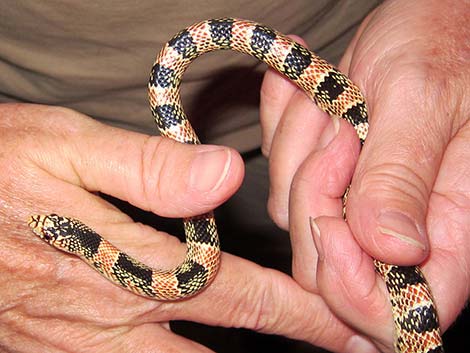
(28, 18), (443, 353)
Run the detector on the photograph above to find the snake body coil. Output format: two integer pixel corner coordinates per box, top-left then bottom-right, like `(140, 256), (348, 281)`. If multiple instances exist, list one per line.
(28, 19), (443, 353)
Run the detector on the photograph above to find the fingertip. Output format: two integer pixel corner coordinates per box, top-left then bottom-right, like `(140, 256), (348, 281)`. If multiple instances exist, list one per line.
(309, 217), (324, 261)
(314, 216), (373, 281)
(313, 216), (394, 349)
(267, 196), (289, 230)
(184, 144), (245, 209)
(189, 146), (244, 194)
(313, 215), (381, 313)
(347, 194), (430, 266)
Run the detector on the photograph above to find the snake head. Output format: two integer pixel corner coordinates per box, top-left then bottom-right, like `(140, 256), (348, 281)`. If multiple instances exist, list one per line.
(28, 214), (67, 245)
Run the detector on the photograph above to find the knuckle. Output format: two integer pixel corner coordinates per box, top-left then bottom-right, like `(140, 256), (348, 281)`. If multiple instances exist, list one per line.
(139, 135), (175, 210)
(357, 162), (429, 211)
(238, 270), (279, 332)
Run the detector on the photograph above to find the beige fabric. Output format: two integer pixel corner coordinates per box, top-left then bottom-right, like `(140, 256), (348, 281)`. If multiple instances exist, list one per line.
(0, 0), (382, 151)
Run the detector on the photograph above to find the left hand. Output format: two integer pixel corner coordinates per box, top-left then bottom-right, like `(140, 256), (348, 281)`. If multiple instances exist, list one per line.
(260, 0), (470, 351)
(0, 104), (370, 353)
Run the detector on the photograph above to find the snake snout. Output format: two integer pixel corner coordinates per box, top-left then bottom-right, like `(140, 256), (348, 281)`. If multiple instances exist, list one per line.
(27, 214), (61, 244)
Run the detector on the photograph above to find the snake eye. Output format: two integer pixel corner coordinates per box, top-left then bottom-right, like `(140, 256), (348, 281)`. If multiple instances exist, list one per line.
(43, 232), (53, 241)
(40, 227), (59, 244)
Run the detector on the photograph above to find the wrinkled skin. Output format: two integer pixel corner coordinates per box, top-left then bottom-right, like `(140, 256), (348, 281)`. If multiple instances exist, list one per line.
(261, 0), (469, 351)
(0, 104), (367, 353)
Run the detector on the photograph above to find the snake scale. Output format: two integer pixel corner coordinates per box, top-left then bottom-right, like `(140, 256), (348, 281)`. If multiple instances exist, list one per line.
(28, 19), (443, 353)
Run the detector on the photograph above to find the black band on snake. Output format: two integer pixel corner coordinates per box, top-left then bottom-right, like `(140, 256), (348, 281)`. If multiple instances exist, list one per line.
(28, 18), (443, 353)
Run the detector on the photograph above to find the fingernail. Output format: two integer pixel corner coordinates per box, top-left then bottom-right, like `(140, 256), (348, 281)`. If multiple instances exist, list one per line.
(309, 217), (324, 261)
(190, 148), (232, 192)
(346, 336), (379, 353)
(377, 211), (426, 250)
(318, 115), (340, 149)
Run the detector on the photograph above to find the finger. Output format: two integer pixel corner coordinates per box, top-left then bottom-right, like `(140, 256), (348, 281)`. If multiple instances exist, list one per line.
(288, 119), (359, 289)
(95, 221), (361, 353)
(259, 35), (308, 157)
(267, 89), (332, 229)
(260, 69), (298, 157)
(167, 252), (367, 353)
(346, 75), (452, 265)
(311, 216), (394, 353)
(26, 111), (244, 218)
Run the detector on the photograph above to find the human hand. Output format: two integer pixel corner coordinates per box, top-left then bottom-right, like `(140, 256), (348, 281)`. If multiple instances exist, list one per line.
(0, 103), (373, 352)
(260, 0), (469, 351)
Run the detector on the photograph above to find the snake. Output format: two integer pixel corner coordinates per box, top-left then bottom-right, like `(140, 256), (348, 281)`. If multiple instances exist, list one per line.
(27, 18), (443, 353)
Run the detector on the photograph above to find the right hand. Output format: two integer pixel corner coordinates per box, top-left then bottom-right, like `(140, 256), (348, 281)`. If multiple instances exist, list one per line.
(259, 0), (470, 350)
(0, 103), (373, 353)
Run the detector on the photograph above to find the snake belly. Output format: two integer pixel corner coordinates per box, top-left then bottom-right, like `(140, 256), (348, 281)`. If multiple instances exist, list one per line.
(28, 18), (443, 353)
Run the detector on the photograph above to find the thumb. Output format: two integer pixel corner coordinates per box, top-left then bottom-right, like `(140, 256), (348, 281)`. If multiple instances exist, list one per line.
(29, 112), (244, 218)
(347, 80), (449, 265)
